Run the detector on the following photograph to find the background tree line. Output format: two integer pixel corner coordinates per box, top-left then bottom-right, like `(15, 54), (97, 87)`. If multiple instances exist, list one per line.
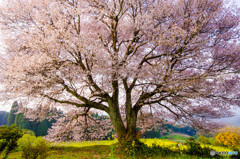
(0, 101), (196, 139)
(2, 102), (61, 136)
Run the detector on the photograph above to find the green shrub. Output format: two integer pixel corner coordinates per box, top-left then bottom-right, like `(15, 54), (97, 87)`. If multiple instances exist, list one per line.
(196, 135), (211, 145)
(18, 134), (49, 159)
(0, 125), (23, 159)
(22, 129), (35, 136)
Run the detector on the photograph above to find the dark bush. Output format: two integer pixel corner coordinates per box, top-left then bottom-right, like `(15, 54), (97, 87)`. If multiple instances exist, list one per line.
(118, 140), (175, 158)
(185, 137), (212, 157)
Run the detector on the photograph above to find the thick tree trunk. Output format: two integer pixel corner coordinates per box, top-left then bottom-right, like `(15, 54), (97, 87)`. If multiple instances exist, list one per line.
(108, 80), (138, 143)
(125, 91), (138, 142)
(125, 110), (137, 142)
(108, 105), (138, 143)
(108, 97), (127, 143)
(108, 107), (138, 143)
(109, 109), (127, 142)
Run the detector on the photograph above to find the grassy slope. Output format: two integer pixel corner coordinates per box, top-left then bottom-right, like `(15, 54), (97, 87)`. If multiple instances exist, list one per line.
(159, 133), (189, 143)
(6, 134), (236, 159)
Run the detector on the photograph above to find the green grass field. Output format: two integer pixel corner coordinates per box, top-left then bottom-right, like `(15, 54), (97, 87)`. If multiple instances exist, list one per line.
(159, 133), (189, 143)
(4, 133), (238, 159)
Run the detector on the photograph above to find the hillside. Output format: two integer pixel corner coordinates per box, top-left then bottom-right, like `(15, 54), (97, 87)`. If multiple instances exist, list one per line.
(0, 111), (9, 126)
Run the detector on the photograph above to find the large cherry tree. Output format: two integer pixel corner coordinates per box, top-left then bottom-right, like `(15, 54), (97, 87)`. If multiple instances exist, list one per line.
(0, 0), (240, 143)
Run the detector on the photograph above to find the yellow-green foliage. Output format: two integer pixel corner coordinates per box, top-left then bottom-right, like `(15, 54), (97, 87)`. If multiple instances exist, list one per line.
(196, 135), (210, 145)
(206, 145), (233, 152)
(140, 138), (176, 147)
(216, 132), (240, 148)
(18, 134), (49, 159)
(54, 139), (118, 148)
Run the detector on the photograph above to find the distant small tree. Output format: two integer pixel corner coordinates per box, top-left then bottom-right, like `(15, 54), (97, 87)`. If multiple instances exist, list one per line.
(0, 125), (23, 159)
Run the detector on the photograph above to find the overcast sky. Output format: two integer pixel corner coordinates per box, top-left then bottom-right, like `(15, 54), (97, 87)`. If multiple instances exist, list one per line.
(0, 0), (239, 126)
